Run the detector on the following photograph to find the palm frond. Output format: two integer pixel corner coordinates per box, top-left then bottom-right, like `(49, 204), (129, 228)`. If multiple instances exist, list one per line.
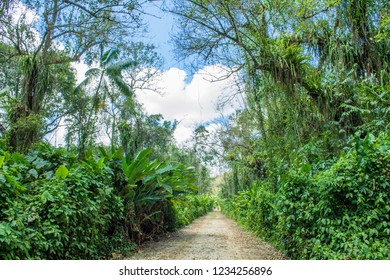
(101, 48), (119, 66)
(84, 68), (101, 78)
(111, 75), (134, 98)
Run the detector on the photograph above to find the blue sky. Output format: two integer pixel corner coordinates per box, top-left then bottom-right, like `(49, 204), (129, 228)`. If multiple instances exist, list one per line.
(133, 2), (245, 146)
(142, 1), (178, 70)
(52, 1), (245, 151)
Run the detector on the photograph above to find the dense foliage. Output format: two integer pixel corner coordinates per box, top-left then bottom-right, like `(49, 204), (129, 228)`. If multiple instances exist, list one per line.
(170, 0), (390, 259)
(222, 133), (389, 259)
(0, 1), (215, 260)
(0, 143), (214, 259)
(1, 0), (389, 261)
(172, 194), (216, 229)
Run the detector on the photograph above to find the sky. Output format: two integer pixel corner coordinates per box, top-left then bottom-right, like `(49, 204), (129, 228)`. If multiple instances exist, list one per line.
(136, 65), (243, 144)
(142, 1), (177, 70)
(43, 1), (246, 154)
(63, 1), (244, 148)
(135, 2), (245, 145)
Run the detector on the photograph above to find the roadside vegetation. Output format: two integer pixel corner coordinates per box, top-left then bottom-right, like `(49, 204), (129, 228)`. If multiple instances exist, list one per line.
(1, 0), (389, 260)
(170, 0), (390, 259)
(0, 0), (214, 259)
(0, 143), (215, 259)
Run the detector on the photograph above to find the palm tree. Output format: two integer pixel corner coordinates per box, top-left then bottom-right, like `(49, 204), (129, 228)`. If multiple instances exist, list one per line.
(73, 48), (136, 158)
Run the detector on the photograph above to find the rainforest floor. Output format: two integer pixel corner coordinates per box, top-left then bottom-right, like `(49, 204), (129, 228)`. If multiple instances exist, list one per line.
(127, 211), (286, 260)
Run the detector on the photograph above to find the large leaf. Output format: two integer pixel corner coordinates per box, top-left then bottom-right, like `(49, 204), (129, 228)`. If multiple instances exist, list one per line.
(162, 183), (173, 194)
(41, 190), (54, 203)
(55, 165), (69, 179)
(28, 169), (38, 179)
(121, 148), (199, 214)
(101, 48), (119, 65)
(122, 148), (152, 183)
(156, 164), (176, 175)
(110, 75), (134, 98)
(84, 67), (101, 78)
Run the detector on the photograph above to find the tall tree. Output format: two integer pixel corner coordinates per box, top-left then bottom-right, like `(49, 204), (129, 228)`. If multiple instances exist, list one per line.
(170, 0), (390, 176)
(65, 43), (163, 157)
(0, 0), (146, 151)
(68, 48), (136, 158)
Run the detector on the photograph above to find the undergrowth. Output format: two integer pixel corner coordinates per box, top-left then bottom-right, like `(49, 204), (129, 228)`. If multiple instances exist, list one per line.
(222, 133), (390, 259)
(0, 143), (214, 259)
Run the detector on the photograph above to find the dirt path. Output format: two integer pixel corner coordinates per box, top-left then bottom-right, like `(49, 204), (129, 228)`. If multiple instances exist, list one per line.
(127, 211), (286, 260)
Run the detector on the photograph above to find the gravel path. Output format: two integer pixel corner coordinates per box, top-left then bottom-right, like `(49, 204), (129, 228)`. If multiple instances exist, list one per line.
(127, 211), (286, 260)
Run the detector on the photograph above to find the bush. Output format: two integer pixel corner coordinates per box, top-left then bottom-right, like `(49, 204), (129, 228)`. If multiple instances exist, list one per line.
(305, 133), (390, 259)
(221, 133), (390, 259)
(0, 144), (128, 259)
(171, 194), (215, 229)
(0, 144), (214, 259)
(222, 181), (277, 241)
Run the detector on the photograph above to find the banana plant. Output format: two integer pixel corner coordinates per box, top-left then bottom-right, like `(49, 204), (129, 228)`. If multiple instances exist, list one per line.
(121, 148), (198, 242)
(122, 148), (198, 205)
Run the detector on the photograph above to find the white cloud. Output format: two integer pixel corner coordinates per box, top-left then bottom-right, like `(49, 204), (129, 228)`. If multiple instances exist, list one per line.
(136, 65), (243, 145)
(70, 61), (89, 84)
(12, 3), (39, 25)
(48, 64), (244, 149)
(173, 125), (194, 145)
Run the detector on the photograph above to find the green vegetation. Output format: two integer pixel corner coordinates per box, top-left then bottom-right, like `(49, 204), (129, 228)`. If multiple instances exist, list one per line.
(1, 0), (389, 260)
(222, 133), (389, 259)
(171, 0), (390, 259)
(0, 143), (214, 259)
(0, 1), (215, 260)
(172, 194), (216, 229)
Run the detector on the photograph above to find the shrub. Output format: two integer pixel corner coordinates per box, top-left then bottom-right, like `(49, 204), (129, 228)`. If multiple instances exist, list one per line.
(221, 133), (390, 259)
(0, 145), (128, 259)
(0, 144), (216, 259)
(171, 194), (215, 229)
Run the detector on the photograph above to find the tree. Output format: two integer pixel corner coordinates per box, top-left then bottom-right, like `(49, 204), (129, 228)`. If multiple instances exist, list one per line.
(170, 0), (390, 181)
(64, 42), (163, 158)
(119, 111), (177, 160)
(103, 42), (163, 154)
(0, 42), (76, 151)
(0, 0), (146, 151)
(68, 48), (136, 158)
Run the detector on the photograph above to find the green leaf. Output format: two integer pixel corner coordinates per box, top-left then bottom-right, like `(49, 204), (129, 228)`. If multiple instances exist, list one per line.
(0, 156), (4, 168)
(44, 171), (54, 179)
(156, 165), (176, 175)
(41, 190), (54, 203)
(84, 68), (101, 78)
(55, 165), (69, 179)
(299, 162), (311, 174)
(98, 147), (108, 157)
(97, 157), (105, 168)
(162, 183), (173, 194)
(143, 174), (156, 183)
(33, 158), (49, 170)
(0, 173), (5, 184)
(138, 194), (170, 203)
(122, 148), (152, 182)
(28, 169), (38, 179)
(101, 48), (119, 65)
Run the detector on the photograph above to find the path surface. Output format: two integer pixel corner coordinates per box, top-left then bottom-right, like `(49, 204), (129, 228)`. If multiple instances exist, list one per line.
(127, 211), (286, 260)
